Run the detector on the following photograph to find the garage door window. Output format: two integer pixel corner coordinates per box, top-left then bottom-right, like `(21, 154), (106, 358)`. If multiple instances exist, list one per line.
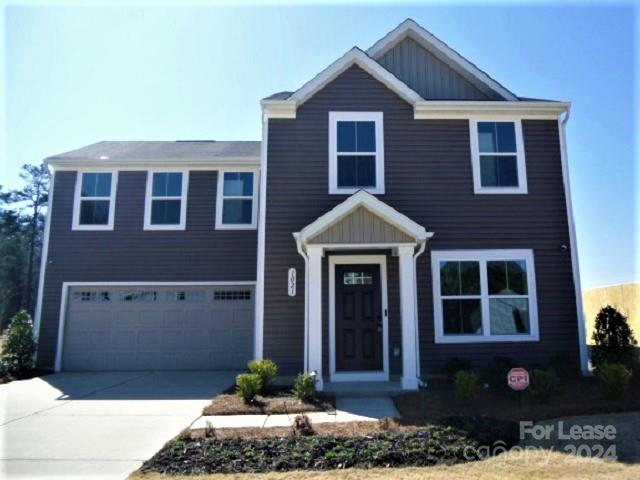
(72, 171), (118, 230)
(213, 290), (252, 301)
(73, 291), (111, 302)
(120, 290), (158, 302)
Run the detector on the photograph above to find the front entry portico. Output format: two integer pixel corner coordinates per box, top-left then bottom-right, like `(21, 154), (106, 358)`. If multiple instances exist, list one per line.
(293, 191), (433, 391)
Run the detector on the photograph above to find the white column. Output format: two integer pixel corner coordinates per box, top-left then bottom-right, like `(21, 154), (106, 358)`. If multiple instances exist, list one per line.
(306, 246), (324, 390)
(398, 245), (419, 390)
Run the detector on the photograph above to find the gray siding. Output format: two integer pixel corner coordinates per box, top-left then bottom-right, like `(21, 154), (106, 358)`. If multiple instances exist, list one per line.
(37, 170), (257, 369)
(263, 65), (579, 377)
(376, 37), (502, 100)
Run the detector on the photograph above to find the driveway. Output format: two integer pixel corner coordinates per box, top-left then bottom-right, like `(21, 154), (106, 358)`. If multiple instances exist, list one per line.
(0, 371), (236, 479)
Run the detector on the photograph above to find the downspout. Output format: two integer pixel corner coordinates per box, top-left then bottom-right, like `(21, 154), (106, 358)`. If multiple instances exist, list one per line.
(558, 107), (590, 375)
(413, 238), (427, 384)
(293, 233), (310, 372)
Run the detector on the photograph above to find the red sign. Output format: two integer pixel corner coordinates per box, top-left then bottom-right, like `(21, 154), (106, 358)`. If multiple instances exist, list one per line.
(507, 367), (529, 391)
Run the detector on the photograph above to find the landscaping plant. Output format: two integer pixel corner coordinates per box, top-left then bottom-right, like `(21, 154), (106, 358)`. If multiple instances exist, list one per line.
(292, 414), (314, 436)
(1, 310), (36, 377)
(529, 368), (559, 403)
(235, 373), (262, 403)
(591, 305), (637, 370)
(248, 358), (278, 392)
(597, 362), (632, 400)
(444, 357), (472, 379)
(453, 370), (479, 403)
(292, 372), (316, 401)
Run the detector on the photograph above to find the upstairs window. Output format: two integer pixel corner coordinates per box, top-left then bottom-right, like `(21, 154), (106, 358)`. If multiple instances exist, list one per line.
(73, 171), (117, 230)
(329, 112), (384, 194)
(469, 120), (527, 194)
(215, 170), (258, 229)
(144, 171), (188, 230)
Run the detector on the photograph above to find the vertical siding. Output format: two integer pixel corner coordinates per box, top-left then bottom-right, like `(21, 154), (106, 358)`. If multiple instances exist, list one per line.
(263, 65), (579, 377)
(377, 37), (501, 100)
(37, 170), (257, 369)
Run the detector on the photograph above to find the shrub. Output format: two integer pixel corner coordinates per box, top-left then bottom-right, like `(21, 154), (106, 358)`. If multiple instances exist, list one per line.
(454, 370), (479, 403)
(292, 414), (314, 436)
(1, 310), (37, 376)
(529, 368), (559, 403)
(235, 373), (262, 403)
(591, 305), (637, 370)
(597, 362), (632, 400)
(549, 352), (580, 379)
(444, 357), (472, 379)
(247, 359), (278, 392)
(481, 356), (516, 391)
(292, 372), (316, 401)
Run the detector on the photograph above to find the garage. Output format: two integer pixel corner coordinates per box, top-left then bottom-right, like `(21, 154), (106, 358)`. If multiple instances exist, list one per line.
(60, 284), (255, 371)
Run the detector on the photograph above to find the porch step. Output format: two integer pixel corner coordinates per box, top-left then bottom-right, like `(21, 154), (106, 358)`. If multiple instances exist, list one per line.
(323, 381), (404, 397)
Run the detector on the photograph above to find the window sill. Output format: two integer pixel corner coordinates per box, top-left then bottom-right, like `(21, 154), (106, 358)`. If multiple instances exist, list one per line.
(474, 187), (528, 195)
(72, 225), (114, 231)
(435, 334), (540, 344)
(215, 223), (257, 230)
(329, 186), (385, 195)
(143, 224), (186, 231)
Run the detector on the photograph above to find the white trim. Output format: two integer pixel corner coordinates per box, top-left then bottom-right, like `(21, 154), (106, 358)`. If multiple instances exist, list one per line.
(72, 169), (118, 230)
(398, 245), (419, 389)
(307, 246), (324, 390)
(431, 249), (540, 343)
(414, 101), (570, 119)
(254, 116), (269, 360)
(367, 19), (518, 101)
(215, 168), (259, 230)
(328, 112), (385, 195)
(47, 158), (260, 170)
(143, 170), (189, 230)
(33, 167), (54, 343)
(329, 255), (389, 383)
(54, 280), (256, 372)
(558, 113), (590, 375)
(469, 119), (528, 194)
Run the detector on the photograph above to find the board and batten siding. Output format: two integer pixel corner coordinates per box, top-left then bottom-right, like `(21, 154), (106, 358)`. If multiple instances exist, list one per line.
(263, 65), (579, 377)
(37, 170), (257, 369)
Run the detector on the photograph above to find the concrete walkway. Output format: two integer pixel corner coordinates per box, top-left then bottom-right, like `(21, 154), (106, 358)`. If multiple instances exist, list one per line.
(0, 371), (236, 480)
(192, 396), (398, 429)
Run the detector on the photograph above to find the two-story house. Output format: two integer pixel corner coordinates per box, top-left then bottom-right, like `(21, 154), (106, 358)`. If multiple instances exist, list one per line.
(35, 19), (588, 390)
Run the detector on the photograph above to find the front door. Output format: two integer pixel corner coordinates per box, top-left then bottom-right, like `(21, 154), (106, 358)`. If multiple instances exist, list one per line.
(335, 264), (383, 371)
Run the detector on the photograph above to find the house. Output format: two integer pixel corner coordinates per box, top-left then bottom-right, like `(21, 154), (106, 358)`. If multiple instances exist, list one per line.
(34, 19), (588, 390)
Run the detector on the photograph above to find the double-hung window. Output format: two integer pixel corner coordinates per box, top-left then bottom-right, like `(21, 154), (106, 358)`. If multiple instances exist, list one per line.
(329, 112), (384, 194)
(73, 171), (117, 230)
(469, 119), (527, 194)
(431, 249), (539, 343)
(144, 171), (188, 230)
(215, 170), (258, 229)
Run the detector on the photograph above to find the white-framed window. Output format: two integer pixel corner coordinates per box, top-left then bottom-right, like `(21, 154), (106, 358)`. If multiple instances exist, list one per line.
(329, 111), (384, 194)
(431, 249), (539, 343)
(215, 169), (258, 229)
(72, 171), (118, 230)
(469, 119), (527, 194)
(144, 170), (188, 230)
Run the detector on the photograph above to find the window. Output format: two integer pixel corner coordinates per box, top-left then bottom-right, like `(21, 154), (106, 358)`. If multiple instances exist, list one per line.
(73, 171), (117, 230)
(215, 170), (258, 229)
(469, 119), (527, 194)
(329, 112), (384, 194)
(431, 250), (538, 343)
(343, 271), (373, 285)
(213, 290), (252, 301)
(144, 171), (188, 230)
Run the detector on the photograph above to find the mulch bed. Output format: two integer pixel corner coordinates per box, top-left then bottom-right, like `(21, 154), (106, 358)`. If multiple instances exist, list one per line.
(394, 376), (640, 424)
(203, 386), (335, 416)
(0, 368), (48, 385)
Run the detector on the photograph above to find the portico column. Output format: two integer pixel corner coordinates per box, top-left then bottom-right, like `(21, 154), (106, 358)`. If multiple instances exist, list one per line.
(306, 245), (324, 390)
(398, 245), (419, 390)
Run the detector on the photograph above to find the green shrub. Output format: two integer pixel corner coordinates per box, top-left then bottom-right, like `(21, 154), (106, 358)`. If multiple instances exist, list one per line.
(591, 306), (637, 370)
(292, 414), (314, 436)
(248, 359), (278, 392)
(292, 372), (316, 401)
(1, 310), (37, 376)
(444, 357), (472, 379)
(235, 373), (262, 403)
(597, 362), (632, 399)
(454, 370), (479, 403)
(529, 368), (559, 403)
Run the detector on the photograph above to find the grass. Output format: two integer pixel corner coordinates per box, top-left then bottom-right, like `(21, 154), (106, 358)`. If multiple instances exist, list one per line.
(129, 449), (640, 479)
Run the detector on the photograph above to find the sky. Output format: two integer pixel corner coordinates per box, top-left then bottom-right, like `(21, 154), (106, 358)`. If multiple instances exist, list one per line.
(1, 0), (638, 289)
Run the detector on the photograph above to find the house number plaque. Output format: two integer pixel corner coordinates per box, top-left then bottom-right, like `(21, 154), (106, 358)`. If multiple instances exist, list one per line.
(288, 268), (296, 297)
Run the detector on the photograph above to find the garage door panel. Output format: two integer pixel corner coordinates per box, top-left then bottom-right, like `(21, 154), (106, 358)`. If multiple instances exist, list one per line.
(62, 285), (254, 371)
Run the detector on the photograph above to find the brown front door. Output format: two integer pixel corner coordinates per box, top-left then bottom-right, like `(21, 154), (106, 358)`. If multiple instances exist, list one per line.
(335, 264), (383, 371)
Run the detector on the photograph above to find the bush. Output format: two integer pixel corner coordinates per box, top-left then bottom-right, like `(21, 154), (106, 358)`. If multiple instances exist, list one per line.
(292, 414), (314, 436)
(549, 352), (580, 379)
(597, 362), (632, 400)
(454, 370), (479, 403)
(529, 368), (559, 403)
(292, 372), (316, 401)
(481, 356), (516, 391)
(247, 359), (278, 392)
(444, 357), (472, 379)
(591, 306), (637, 370)
(1, 310), (37, 376)
(235, 373), (262, 403)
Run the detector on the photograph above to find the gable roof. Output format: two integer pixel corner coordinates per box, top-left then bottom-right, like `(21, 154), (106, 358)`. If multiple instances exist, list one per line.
(367, 19), (518, 101)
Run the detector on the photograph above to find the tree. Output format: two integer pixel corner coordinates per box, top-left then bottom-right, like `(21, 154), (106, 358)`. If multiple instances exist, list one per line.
(1, 310), (37, 376)
(0, 209), (25, 326)
(591, 305), (638, 369)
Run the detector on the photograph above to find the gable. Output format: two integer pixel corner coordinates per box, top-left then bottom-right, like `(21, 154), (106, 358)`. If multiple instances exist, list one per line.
(307, 206), (415, 245)
(376, 37), (500, 101)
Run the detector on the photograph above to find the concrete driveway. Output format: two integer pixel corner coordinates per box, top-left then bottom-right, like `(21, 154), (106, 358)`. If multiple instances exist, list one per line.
(0, 371), (236, 479)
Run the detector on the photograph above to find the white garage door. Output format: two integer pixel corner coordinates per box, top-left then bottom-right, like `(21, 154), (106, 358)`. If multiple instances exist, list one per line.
(61, 285), (254, 371)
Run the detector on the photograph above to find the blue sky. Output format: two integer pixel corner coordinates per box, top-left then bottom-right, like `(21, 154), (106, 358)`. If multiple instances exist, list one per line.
(1, 1), (637, 289)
